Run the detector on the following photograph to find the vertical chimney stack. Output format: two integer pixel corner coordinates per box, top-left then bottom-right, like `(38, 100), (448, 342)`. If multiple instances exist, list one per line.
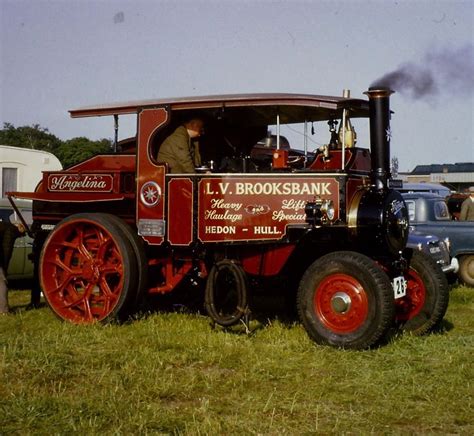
(364, 87), (394, 190)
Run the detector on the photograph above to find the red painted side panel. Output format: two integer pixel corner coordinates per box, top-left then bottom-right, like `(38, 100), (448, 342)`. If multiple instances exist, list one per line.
(241, 244), (296, 276)
(197, 176), (339, 243)
(136, 108), (169, 245)
(167, 178), (193, 246)
(310, 148), (371, 172)
(346, 177), (368, 208)
(12, 154), (137, 202)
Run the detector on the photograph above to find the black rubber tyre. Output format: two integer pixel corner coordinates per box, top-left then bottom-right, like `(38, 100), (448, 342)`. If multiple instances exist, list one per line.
(96, 214), (149, 307)
(205, 259), (248, 327)
(395, 250), (450, 334)
(297, 251), (394, 350)
(40, 213), (138, 324)
(459, 255), (474, 287)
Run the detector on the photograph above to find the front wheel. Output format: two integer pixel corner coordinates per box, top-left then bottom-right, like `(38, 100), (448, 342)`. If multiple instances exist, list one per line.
(297, 251), (394, 350)
(395, 250), (449, 334)
(40, 213), (138, 323)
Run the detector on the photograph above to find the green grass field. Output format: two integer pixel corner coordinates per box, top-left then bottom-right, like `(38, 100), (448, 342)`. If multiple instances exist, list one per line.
(1, 285), (473, 435)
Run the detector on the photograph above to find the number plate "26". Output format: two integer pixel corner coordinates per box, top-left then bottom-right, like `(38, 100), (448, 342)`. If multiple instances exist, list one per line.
(392, 276), (407, 299)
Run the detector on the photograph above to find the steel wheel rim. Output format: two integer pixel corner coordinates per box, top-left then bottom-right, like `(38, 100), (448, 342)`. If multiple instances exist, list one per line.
(314, 273), (369, 333)
(395, 268), (426, 322)
(41, 220), (125, 323)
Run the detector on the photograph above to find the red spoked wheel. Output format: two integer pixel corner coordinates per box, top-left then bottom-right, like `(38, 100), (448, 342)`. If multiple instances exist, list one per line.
(395, 250), (449, 335)
(394, 267), (425, 323)
(40, 214), (138, 323)
(314, 274), (369, 334)
(297, 251), (394, 350)
(97, 213), (148, 309)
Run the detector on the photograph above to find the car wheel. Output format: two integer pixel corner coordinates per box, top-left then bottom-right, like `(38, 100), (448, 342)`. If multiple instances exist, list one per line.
(395, 250), (449, 334)
(297, 251), (394, 350)
(459, 255), (474, 287)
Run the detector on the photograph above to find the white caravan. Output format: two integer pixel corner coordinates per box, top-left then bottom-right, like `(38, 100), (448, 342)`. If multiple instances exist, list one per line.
(0, 145), (62, 197)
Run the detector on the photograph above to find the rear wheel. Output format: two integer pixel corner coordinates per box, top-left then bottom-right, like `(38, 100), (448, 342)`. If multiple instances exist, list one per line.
(96, 214), (149, 307)
(40, 213), (138, 323)
(459, 255), (474, 287)
(395, 250), (449, 334)
(297, 251), (394, 349)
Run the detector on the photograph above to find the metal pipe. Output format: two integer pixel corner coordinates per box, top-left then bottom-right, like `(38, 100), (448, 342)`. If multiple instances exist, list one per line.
(113, 114), (119, 153)
(364, 87), (394, 190)
(276, 113), (280, 150)
(341, 89), (350, 170)
(341, 108), (347, 170)
(304, 120), (308, 158)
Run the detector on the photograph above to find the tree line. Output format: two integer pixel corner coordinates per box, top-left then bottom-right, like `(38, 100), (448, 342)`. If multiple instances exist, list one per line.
(0, 123), (113, 168)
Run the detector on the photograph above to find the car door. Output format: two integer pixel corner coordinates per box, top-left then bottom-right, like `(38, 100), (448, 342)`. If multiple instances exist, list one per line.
(0, 204), (34, 280)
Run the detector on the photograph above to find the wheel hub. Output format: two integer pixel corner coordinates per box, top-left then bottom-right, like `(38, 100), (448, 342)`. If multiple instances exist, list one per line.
(313, 273), (370, 334)
(331, 291), (352, 313)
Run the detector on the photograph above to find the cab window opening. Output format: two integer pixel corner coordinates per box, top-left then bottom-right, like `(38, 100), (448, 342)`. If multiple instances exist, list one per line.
(148, 105), (369, 174)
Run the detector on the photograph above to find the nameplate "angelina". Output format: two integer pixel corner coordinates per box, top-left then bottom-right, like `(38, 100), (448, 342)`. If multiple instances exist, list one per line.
(47, 174), (113, 192)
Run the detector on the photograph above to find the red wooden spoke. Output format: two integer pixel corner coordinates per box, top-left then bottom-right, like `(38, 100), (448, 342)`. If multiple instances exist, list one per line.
(41, 220), (126, 323)
(394, 268), (426, 322)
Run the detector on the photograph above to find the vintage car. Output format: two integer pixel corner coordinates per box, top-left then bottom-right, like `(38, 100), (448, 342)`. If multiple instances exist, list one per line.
(0, 198), (34, 280)
(402, 192), (473, 286)
(406, 230), (453, 275)
(398, 182), (451, 198)
(9, 88), (450, 349)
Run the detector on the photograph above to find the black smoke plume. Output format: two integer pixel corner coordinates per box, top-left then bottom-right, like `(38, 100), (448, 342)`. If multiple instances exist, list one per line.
(371, 44), (474, 99)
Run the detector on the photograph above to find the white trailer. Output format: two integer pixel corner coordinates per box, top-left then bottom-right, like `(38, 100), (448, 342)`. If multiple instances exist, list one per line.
(0, 145), (62, 197)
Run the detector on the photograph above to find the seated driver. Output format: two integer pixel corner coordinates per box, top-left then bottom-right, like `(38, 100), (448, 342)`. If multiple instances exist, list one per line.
(157, 118), (204, 173)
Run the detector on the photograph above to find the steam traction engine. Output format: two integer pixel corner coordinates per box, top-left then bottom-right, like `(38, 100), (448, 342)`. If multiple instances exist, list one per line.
(10, 88), (449, 349)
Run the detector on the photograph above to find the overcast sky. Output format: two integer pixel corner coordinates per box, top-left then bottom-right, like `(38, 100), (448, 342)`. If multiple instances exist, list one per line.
(1, 0), (473, 172)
